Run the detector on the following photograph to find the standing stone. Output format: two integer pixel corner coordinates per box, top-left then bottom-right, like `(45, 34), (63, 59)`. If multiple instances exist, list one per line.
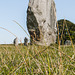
(24, 37), (28, 46)
(65, 40), (71, 45)
(27, 0), (57, 46)
(14, 37), (18, 46)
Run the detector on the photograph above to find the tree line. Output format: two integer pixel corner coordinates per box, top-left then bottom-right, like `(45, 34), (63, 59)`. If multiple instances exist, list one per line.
(57, 19), (75, 45)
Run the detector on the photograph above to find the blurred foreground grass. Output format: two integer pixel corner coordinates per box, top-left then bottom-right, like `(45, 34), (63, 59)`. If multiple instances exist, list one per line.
(0, 44), (75, 75)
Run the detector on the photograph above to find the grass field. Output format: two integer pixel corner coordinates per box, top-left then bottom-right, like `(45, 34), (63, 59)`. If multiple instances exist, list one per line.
(0, 44), (75, 75)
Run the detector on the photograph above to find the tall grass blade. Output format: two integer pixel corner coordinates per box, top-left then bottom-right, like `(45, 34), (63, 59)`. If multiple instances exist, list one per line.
(64, 19), (75, 55)
(0, 27), (17, 37)
(13, 20), (30, 37)
(57, 22), (63, 75)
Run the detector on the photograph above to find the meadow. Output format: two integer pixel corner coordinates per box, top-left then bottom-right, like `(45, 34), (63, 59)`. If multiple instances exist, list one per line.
(0, 44), (75, 75)
(0, 20), (75, 75)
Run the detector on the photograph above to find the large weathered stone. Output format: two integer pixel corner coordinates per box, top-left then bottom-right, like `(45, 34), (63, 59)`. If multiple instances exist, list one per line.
(13, 37), (18, 46)
(24, 37), (28, 46)
(27, 0), (57, 46)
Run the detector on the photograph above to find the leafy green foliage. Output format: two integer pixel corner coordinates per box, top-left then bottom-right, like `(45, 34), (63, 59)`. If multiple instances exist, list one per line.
(57, 19), (75, 45)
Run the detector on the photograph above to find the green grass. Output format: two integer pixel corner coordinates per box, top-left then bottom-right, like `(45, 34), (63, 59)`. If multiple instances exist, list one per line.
(0, 44), (75, 75)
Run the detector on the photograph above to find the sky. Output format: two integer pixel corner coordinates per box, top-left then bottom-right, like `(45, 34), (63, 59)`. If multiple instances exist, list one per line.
(0, 0), (75, 44)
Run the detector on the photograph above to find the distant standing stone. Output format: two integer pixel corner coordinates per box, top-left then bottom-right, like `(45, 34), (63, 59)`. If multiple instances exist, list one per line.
(65, 40), (71, 45)
(27, 0), (57, 46)
(14, 37), (18, 46)
(24, 37), (28, 46)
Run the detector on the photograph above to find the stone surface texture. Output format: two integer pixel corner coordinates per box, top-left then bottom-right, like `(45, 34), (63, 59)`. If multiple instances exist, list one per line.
(27, 0), (57, 46)
(14, 37), (18, 46)
(24, 37), (28, 46)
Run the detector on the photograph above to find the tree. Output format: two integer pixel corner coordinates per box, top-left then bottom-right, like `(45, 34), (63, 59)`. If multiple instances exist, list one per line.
(57, 19), (75, 45)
